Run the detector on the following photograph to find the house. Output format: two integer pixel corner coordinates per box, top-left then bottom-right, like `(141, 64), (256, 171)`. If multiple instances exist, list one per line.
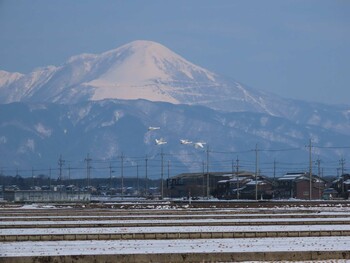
(331, 174), (350, 199)
(166, 172), (231, 198)
(216, 172), (274, 200)
(276, 172), (326, 199)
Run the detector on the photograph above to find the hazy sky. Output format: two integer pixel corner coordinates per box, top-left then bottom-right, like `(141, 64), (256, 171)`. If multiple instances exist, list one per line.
(0, 0), (349, 105)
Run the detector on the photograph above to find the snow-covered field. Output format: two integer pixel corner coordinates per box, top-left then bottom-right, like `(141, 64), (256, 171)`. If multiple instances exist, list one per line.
(1, 203), (350, 262)
(2, 223), (350, 236)
(2, 211), (350, 220)
(2, 216), (350, 227)
(1, 236), (350, 257)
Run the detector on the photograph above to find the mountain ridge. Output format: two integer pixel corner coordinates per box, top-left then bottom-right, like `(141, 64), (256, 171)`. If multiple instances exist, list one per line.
(1, 99), (349, 177)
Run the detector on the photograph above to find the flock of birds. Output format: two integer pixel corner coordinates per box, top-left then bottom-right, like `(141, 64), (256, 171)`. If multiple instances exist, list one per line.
(148, 127), (206, 149)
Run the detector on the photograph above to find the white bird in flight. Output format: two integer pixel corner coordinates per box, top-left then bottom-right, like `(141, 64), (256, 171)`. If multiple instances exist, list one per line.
(194, 141), (206, 148)
(148, 126), (160, 131)
(180, 139), (192, 145)
(155, 138), (167, 145)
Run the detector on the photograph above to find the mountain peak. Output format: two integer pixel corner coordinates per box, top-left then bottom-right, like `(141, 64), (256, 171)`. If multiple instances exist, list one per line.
(109, 40), (174, 55)
(86, 40), (217, 103)
(117, 40), (167, 51)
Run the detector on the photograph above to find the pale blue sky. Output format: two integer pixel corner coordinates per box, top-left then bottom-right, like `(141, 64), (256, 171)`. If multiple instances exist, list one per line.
(0, 0), (349, 104)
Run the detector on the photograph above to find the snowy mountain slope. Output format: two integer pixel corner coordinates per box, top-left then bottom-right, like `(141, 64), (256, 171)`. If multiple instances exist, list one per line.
(0, 70), (24, 87)
(0, 100), (349, 177)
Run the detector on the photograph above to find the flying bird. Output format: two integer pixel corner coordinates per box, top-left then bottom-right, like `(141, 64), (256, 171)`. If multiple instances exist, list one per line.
(194, 142), (206, 149)
(148, 126), (160, 131)
(155, 138), (167, 145)
(180, 139), (192, 145)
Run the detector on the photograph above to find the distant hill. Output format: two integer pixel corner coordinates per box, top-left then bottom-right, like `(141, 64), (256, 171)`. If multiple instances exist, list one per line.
(0, 100), (348, 178)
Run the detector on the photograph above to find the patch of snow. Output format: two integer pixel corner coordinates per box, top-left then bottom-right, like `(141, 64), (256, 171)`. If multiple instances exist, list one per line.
(78, 105), (92, 120)
(34, 123), (52, 138)
(308, 113), (321, 125)
(15, 204), (57, 210)
(0, 70), (23, 86)
(236, 83), (275, 115)
(67, 53), (97, 64)
(101, 110), (124, 127)
(18, 138), (35, 153)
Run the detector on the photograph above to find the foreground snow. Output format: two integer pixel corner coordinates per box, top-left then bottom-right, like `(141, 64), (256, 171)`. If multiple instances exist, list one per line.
(2, 211), (350, 220)
(1, 236), (350, 257)
(2, 216), (350, 229)
(2, 223), (350, 236)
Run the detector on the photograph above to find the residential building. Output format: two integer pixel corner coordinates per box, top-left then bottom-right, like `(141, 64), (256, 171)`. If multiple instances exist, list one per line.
(277, 172), (326, 199)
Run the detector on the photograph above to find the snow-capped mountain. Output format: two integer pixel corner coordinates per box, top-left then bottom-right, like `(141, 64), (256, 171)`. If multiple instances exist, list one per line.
(0, 40), (290, 115)
(1, 40), (349, 135)
(0, 41), (349, 176)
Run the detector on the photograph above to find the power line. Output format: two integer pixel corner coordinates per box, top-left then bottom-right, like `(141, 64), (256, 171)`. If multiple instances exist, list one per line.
(314, 146), (350, 149)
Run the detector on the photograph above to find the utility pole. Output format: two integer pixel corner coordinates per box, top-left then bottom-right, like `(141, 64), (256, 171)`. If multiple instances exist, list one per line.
(202, 161), (205, 197)
(109, 162), (114, 189)
(160, 147), (164, 199)
(340, 157), (345, 176)
(145, 155), (148, 197)
(49, 167), (51, 189)
(255, 144), (259, 201)
(85, 154), (92, 188)
(340, 157), (346, 195)
(316, 157), (321, 198)
(236, 156), (240, 200)
(206, 145), (210, 199)
(68, 165), (71, 182)
(136, 163), (139, 197)
(167, 160), (170, 198)
(322, 167), (325, 197)
(308, 139), (312, 200)
(58, 154), (65, 182)
(231, 159), (234, 176)
(167, 160), (170, 180)
(231, 159), (234, 198)
(120, 153), (124, 200)
(32, 167), (35, 189)
(231, 159), (234, 200)
(273, 159), (276, 198)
